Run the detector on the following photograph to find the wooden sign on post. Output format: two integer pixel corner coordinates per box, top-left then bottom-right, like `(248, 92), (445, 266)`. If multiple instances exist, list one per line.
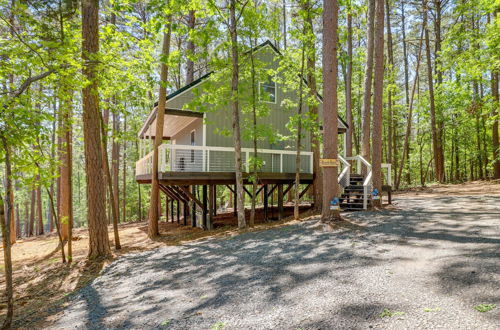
(320, 158), (339, 167)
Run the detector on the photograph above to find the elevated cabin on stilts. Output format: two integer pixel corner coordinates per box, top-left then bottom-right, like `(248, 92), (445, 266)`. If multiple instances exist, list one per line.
(135, 40), (391, 230)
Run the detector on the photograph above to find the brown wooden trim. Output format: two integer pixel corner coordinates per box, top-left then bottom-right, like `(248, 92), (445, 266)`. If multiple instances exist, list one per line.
(299, 184), (312, 199)
(179, 186), (204, 209)
(283, 183), (294, 196)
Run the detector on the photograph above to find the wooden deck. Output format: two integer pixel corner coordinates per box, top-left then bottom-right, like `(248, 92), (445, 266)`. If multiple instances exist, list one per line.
(136, 171), (314, 185)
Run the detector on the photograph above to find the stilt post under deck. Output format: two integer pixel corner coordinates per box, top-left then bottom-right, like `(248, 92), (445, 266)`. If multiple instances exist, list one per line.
(191, 185), (197, 227)
(165, 197), (170, 222)
(213, 185), (217, 216)
(176, 199), (180, 223)
(183, 199), (188, 226)
(170, 199), (174, 222)
(208, 184), (214, 230)
(278, 184), (284, 221)
(202, 185), (208, 229)
(263, 184), (268, 221)
(233, 184), (237, 217)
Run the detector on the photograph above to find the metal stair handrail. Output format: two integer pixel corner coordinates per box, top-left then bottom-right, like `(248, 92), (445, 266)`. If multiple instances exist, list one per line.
(345, 155), (372, 210)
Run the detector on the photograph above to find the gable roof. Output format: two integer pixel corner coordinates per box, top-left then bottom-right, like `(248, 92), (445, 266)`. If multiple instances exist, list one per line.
(143, 39), (348, 138)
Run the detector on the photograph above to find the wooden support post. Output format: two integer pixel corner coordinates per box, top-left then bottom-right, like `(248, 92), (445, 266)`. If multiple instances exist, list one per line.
(166, 197), (169, 222)
(208, 184), (214, 230)
(170, 199), (174, 222)
(191, 185), (197, 227)
(202, 185), (208, 230)
(233, 184), (237, 216)
(183, 199), (188, 226)
(263, 184), (268, 221)
(278, 184), (284, 221)
(213, 185), (217, 216)
(176, 200), (180, 223)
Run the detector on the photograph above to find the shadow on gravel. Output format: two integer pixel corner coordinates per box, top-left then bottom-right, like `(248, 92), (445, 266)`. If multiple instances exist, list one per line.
(54, 195), (500, 328)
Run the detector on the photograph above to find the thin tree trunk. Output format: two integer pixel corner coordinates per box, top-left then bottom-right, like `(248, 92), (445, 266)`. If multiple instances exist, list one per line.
(294, 34), (306, 220)
(249, 37), (258, 228)
(371, 0), (384, 207)
(82, 0), (111, 258)
(395, 9), (425, 189)
(148, 14), (172, 237)
(122, 115), (127, 222)
(492, 70), (500, 179)
(36, 176), (43, 235)
(303, 2), (321, 212)
(29, 187), (35, 236)
(361, 0), (376, 164)
(229, 0), (246, 229)
(321, 0), (341, 221)
(186, 10), (196, 84)
(345, 4), (353, 158)
(0, 136), (14, 329)
(385, 0), (394, 165)
(112, 110), (120, 222)
(424, 0), (443, 183)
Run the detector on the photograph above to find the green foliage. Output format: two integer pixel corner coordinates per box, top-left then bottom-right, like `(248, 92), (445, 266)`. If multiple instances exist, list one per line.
(210, 321), (226, 330)
(474, 304), (496, 312)
(379, 309), (405, 318)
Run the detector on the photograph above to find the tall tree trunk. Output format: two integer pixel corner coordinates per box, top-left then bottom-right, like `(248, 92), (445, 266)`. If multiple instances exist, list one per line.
(424, 0), (444, 183)
(112, 110), (120, 222)
(0, 135), (14, 329)
(321, 0), (341, 221)
(345, 5), (353, 158)
(249, 38), (258, 228)
(148, 15), (172, 237)
(371, 0), (384, 207)
(59, 95), (73, 260)
(122, 116), (127, 222)
(492, 70), (500, 179)
(36, 176), (43, 235)
(282, 0), (287, 49)
(81, 0), (111, 258)
(186, 10), (196, 84)
(304, 1), (322, 212)
(229, 0), (246, 229)
(294, 34), (306, 220)
(385, 0), (394, 165)
(395, 16), (425, 189)
(361, 0), (376, 164)
(29, 187), (35, 236)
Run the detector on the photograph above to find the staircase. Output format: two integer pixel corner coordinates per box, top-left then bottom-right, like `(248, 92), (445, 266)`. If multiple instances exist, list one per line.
(339, 174), (370, 211)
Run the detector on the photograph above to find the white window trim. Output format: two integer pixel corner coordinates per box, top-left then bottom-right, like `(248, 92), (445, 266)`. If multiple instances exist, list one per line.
(258, 80), (277, 104)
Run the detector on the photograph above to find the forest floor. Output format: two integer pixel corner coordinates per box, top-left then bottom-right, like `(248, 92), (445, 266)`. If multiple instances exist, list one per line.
(1, 180), (499, 329)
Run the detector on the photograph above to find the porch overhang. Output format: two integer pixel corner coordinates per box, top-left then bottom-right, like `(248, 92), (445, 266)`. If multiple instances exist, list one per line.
(138, 107), (203, 139)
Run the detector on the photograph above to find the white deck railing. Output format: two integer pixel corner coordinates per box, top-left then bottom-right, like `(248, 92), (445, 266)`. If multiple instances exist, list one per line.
(136, 144), (314, 176)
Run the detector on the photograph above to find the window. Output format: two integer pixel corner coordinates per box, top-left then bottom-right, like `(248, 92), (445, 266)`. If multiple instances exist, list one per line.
(259, 76), (276, 103)
(190, 130), (195, 163)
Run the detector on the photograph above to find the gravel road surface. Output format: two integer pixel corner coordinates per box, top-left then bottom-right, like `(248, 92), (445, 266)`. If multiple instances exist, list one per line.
(52, 194), (500, 329)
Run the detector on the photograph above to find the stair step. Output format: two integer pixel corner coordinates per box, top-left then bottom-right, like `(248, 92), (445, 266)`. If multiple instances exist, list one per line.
(350, 174), (364, 178)
(345, 186), (364, 191)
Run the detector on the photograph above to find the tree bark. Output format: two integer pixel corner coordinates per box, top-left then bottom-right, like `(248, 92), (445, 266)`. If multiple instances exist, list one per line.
(0, 136), (14, 329)
(186, 10), (196, 84)
(148, 15), (172, 237)
(321, 0), (341, 221)
(36, 176), (43, 235)
(371, 0), (384, 207)
(424, 0), (444, 183)
(361, 0), (376, 164)
(229, 0), (246, 229)
(395, 8), (425, 189)
(81, 0), (111, 258)
(492, 70), (500, 179)
(345, 6), (353, 158)
(112, 110), (120, 222)
(294, 33), (306, 220)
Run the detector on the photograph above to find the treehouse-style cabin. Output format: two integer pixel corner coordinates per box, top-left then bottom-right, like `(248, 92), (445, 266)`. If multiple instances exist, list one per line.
(136, 40), (391, 229)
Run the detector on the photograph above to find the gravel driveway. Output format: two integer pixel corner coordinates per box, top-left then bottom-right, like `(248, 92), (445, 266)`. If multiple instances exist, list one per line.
(52, 194), (500, 329)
